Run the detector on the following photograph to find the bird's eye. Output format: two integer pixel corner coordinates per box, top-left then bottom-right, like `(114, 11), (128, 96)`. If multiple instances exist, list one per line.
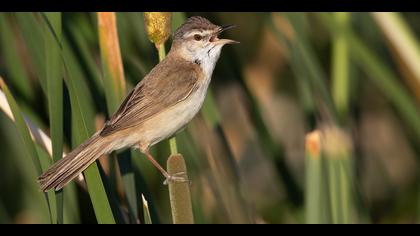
(194, 34), (202, 41)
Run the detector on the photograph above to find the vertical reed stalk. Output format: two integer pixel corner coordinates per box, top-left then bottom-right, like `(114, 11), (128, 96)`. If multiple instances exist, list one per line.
(331, 12), (350, 122)
(323, 126), (353, 224)
(305, 131), (327, 223)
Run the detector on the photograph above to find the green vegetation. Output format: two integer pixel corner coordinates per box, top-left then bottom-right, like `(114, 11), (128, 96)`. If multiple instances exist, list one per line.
(0, 12), (419, 224)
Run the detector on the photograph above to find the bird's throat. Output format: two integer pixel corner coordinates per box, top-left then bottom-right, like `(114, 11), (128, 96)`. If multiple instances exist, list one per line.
(196, 50), (221, 81)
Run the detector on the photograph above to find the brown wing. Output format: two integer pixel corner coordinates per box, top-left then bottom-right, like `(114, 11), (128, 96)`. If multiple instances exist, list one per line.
(100, 59), (201, 136)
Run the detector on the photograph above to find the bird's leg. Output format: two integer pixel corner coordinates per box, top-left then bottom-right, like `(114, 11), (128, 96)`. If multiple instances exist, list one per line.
(143, 149), (189, 185)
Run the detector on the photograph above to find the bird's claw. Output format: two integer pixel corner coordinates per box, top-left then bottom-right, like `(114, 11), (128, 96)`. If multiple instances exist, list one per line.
(163, 172), (191, 185)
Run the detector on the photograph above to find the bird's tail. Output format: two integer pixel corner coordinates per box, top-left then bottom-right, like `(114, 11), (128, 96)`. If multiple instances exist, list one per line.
(38, 132), (111, 192)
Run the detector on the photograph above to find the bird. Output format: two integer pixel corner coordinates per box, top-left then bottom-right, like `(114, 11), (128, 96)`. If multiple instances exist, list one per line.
(38, 16), (239, 192)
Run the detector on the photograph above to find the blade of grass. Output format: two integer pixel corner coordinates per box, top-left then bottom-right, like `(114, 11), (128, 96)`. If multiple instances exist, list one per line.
(331, 13), (350, 122)
(13, 13), (47, 93)
(0, 78), (53, 222)
(286, 13), (335, 112)
(269, 14), (314, 114)
(372, 13), (420, 92)
(270, 13), (337, 121)
(67, 21), (104, 96)
(62, 38), (116, 224)
(141, 194), (152, 224)
(97, 12), (138, 223)
(62, 40), (96, 146)
(0, 14), (33, 101)
(116, 149), (138, 223)
(131, 150), (161, 224)
(43, 12), (64, 224)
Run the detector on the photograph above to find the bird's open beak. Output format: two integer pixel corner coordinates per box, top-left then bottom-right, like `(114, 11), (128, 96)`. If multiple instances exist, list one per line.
(212, 25), (239, 45)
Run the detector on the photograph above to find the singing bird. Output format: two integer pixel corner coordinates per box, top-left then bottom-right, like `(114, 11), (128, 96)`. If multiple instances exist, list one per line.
(38, 16), (238, 191)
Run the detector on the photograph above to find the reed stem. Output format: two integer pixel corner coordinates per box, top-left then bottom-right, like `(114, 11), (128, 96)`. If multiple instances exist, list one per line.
(156, 43), (179, 155)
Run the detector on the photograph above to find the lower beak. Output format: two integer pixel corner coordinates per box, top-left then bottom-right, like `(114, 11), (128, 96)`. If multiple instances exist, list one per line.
(215, 38), (240, 45)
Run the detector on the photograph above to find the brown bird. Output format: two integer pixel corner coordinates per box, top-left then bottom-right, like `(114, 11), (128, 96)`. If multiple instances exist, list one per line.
(38, 16), (238, 191)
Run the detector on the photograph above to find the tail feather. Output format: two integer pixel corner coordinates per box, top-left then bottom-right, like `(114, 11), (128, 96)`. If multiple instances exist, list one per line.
(38, 132), (110, 191)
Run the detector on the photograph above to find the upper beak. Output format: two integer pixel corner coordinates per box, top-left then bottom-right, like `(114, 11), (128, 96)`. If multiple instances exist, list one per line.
(213, 25), (239, 45)
(218, 24), (237, 34)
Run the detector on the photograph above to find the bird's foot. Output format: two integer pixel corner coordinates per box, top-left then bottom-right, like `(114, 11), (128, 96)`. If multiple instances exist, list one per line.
(163, 172), (191, 185)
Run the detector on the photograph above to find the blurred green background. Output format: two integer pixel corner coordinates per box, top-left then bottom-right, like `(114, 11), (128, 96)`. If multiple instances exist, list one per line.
(0, 12), (419, 224)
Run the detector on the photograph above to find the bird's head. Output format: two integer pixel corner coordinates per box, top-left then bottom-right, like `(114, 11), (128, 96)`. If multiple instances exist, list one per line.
(170, 16), (238, 68)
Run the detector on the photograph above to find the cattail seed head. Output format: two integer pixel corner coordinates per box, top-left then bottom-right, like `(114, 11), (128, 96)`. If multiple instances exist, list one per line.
(144, 12), (172, 47)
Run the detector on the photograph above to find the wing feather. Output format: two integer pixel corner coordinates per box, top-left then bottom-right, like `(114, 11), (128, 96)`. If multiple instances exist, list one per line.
(100, 58), (201, 136)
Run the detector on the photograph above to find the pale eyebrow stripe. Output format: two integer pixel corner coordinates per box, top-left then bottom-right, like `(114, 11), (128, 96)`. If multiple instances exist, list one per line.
(183, 30), (212, 39)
